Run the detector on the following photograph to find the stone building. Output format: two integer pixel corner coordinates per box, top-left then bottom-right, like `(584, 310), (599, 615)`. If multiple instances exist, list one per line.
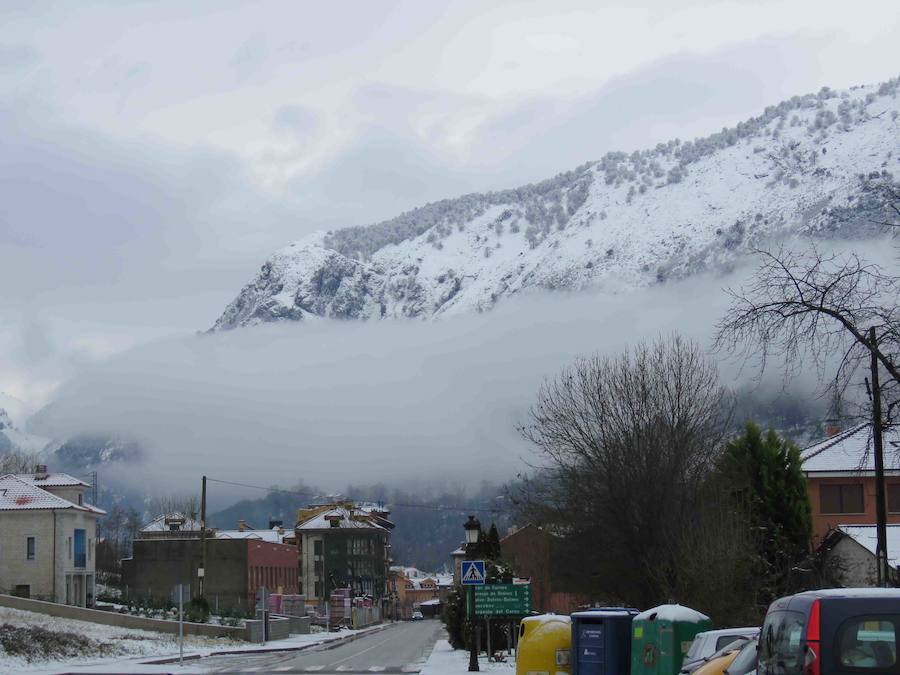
(0, 467), (105, 606)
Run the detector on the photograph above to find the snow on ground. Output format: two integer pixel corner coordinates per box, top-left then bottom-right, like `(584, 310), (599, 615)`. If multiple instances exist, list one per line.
(0, 606), (241, 674)
(0, 608), (383, 675)
(420, 639), (516, 675)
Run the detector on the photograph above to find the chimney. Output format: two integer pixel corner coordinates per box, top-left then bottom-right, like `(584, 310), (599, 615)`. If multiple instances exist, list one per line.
(238, 519), (247, 532)
(34, 464), (49, 480)
(825, 420), (841, 438)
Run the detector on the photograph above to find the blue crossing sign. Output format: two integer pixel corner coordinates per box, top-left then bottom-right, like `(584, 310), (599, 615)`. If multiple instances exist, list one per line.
(461, 560), (486, 585)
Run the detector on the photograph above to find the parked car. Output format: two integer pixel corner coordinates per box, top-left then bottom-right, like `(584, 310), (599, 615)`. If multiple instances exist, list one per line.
(693, 642), (745, 675)
(758, 588), (900, 674)
(682, 628), (760, 672)
(411, 610), (424, 620)
(724, 638), (759, 675)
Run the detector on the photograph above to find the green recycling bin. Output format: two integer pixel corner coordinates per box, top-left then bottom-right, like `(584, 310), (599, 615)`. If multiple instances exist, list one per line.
(630, 604), (711, 675)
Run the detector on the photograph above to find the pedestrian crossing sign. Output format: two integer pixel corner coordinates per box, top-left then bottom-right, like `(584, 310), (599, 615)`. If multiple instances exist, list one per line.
(461, 560), (486, 585)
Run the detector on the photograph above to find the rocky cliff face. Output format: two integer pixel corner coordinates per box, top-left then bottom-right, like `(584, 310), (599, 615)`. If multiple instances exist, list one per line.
(213, 77), (900, 331)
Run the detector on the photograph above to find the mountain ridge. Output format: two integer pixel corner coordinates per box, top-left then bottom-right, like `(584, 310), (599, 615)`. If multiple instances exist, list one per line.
(181, 78), (900, 329)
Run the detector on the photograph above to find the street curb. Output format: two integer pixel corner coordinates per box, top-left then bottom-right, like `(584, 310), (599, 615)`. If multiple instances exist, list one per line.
(140, 622), (395, 664)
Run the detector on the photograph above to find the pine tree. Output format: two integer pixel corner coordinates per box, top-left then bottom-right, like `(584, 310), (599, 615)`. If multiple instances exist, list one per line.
(719, 422), (812, 603)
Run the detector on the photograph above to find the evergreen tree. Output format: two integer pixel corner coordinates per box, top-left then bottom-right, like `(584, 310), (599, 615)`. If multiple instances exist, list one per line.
(719, 422), (812, 603)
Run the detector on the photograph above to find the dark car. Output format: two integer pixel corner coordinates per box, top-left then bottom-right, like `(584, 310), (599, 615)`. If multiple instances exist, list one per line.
(758, 588), (900, 674)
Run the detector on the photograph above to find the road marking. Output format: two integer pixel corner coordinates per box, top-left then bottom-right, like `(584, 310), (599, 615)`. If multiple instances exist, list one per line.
(304, 667), (326, 672)
(401, 666), (421, 673)
(336, 666), (354, 672)
(368, 667), (386, 672)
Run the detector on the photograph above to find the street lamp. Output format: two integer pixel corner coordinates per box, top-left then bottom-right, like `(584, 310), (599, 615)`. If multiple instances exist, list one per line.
(464, 515), (481, 672)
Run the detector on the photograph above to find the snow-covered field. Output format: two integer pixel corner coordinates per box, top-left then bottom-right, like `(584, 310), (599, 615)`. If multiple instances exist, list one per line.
(0, 606), (240, 674)
(420, 639), (516, 675)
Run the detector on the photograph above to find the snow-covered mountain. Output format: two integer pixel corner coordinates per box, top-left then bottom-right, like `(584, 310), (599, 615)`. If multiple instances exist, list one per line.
(0, 394), (51, 455)
(213, 77), (897, 329)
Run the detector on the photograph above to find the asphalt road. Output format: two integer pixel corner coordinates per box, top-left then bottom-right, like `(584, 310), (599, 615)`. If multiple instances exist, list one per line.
(203, 620), (444, 674)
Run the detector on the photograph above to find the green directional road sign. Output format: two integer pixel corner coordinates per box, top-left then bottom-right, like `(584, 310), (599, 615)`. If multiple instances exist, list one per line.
(473, 583), (531, 616)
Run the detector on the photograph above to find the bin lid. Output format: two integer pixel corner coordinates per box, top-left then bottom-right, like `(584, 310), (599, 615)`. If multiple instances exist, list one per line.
(571, 608), (638, 620)
(634, 604), (710, 624)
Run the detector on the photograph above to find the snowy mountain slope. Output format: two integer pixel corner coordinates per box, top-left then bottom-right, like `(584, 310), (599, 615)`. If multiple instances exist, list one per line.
(213, 77), (900, 330)
(0, 394), (51, 454)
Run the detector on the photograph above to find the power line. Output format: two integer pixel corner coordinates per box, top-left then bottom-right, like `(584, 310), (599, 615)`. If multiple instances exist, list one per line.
(205, 477), (507, 514)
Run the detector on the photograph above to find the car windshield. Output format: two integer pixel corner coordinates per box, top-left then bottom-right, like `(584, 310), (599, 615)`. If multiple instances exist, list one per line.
(726, 639), (759, 675)
(758, 610), (806, 674)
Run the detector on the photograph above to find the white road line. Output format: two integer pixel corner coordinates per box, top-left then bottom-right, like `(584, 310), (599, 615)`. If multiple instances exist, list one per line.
(401, 666), (421, 673)
(368, 667), (386, 672)
(274, 667), (294, 672)
(304, 667), (326, 672)
(335, 666), (354, 672)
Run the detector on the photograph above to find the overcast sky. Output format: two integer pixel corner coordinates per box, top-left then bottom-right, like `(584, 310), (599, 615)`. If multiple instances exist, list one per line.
(1, 0), (899, 409)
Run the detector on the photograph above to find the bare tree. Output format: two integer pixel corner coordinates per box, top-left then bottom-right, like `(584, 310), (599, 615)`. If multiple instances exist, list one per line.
(146, 493), (201, 522)
(0, 450), (39, 474)
(514, 334), (732, 607)
(714, 246), (900, 413)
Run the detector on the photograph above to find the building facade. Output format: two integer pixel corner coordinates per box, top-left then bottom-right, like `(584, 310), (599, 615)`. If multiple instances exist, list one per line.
(122, 514), (298, 611)
(296, 503), (392, 607)
(801, 423), (900, 545)
(0, 468), (104, 606)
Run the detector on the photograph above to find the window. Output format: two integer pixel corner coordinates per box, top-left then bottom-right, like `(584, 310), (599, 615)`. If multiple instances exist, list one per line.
(77, 493), (83, 505)
(314, 581), (322, 598)
(758, 610), (806, 674)
(67, 536), (72, 560)
(14, 584), (30, 598)
(820, 483), (865, 514)
(74, 529), (86, 568)
(314, 540), (323, 556)
(26, 536), (35, 560)
(837, 616), (897, 670)
(889, 484), (900, 514)
(88, 539), (92, 561)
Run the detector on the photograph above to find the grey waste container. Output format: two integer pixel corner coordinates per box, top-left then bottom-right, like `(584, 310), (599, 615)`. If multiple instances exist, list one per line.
(572, 608), (639, 675)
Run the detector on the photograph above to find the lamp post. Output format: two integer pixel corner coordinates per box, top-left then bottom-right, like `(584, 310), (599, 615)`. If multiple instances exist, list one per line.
(464, 515), (481, 673)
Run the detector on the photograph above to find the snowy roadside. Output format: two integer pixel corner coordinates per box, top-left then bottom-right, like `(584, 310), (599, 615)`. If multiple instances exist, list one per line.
(0, 607), (388, 675)
(420, 639), (516, 675)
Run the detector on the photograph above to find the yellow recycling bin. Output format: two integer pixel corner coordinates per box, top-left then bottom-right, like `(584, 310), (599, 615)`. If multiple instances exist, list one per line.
(516, 614), (572, 675)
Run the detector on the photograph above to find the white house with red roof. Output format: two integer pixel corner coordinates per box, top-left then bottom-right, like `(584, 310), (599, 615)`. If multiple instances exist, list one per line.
(0, 465), (105, 606)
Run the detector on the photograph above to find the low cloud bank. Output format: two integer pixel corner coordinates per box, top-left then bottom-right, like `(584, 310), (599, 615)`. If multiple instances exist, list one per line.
(37, 234), (896, 496)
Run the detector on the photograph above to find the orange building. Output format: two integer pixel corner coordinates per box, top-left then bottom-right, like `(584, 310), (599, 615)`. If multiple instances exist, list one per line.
(801, 423), (900, 546)
(388, 567), (448, 619)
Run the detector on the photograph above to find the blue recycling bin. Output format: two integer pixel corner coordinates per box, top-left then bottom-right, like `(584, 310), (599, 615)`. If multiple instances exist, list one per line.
(571, 608), (640, 675)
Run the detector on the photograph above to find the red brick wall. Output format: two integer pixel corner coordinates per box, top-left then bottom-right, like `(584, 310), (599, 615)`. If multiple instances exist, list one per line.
(247, 541), (299, 606)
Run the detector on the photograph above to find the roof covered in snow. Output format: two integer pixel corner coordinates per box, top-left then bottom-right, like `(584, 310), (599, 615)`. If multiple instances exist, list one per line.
(17, 472), (89, 488)
(140, 512), (201, 532)
(0, 474), (104, 514)
(801, 424), (900, 474)
(297, 506), (388, 532)
(216, 528), (286, 543)
(836, 524), (900, 567)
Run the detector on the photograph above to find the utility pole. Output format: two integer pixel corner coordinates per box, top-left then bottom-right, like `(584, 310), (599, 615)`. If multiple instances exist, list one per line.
(870, 327), (890, 587)
(199, 475), (207, 598)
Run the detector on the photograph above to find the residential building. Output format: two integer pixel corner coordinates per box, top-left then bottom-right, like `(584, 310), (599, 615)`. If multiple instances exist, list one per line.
(816, 525), (900, 587)
(387, 566), (450, 619)
(122, 514), (298, 611)
(296, 502), (392, 607)
(0, 467), (105, 606)
(801, 423), (900, 545)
